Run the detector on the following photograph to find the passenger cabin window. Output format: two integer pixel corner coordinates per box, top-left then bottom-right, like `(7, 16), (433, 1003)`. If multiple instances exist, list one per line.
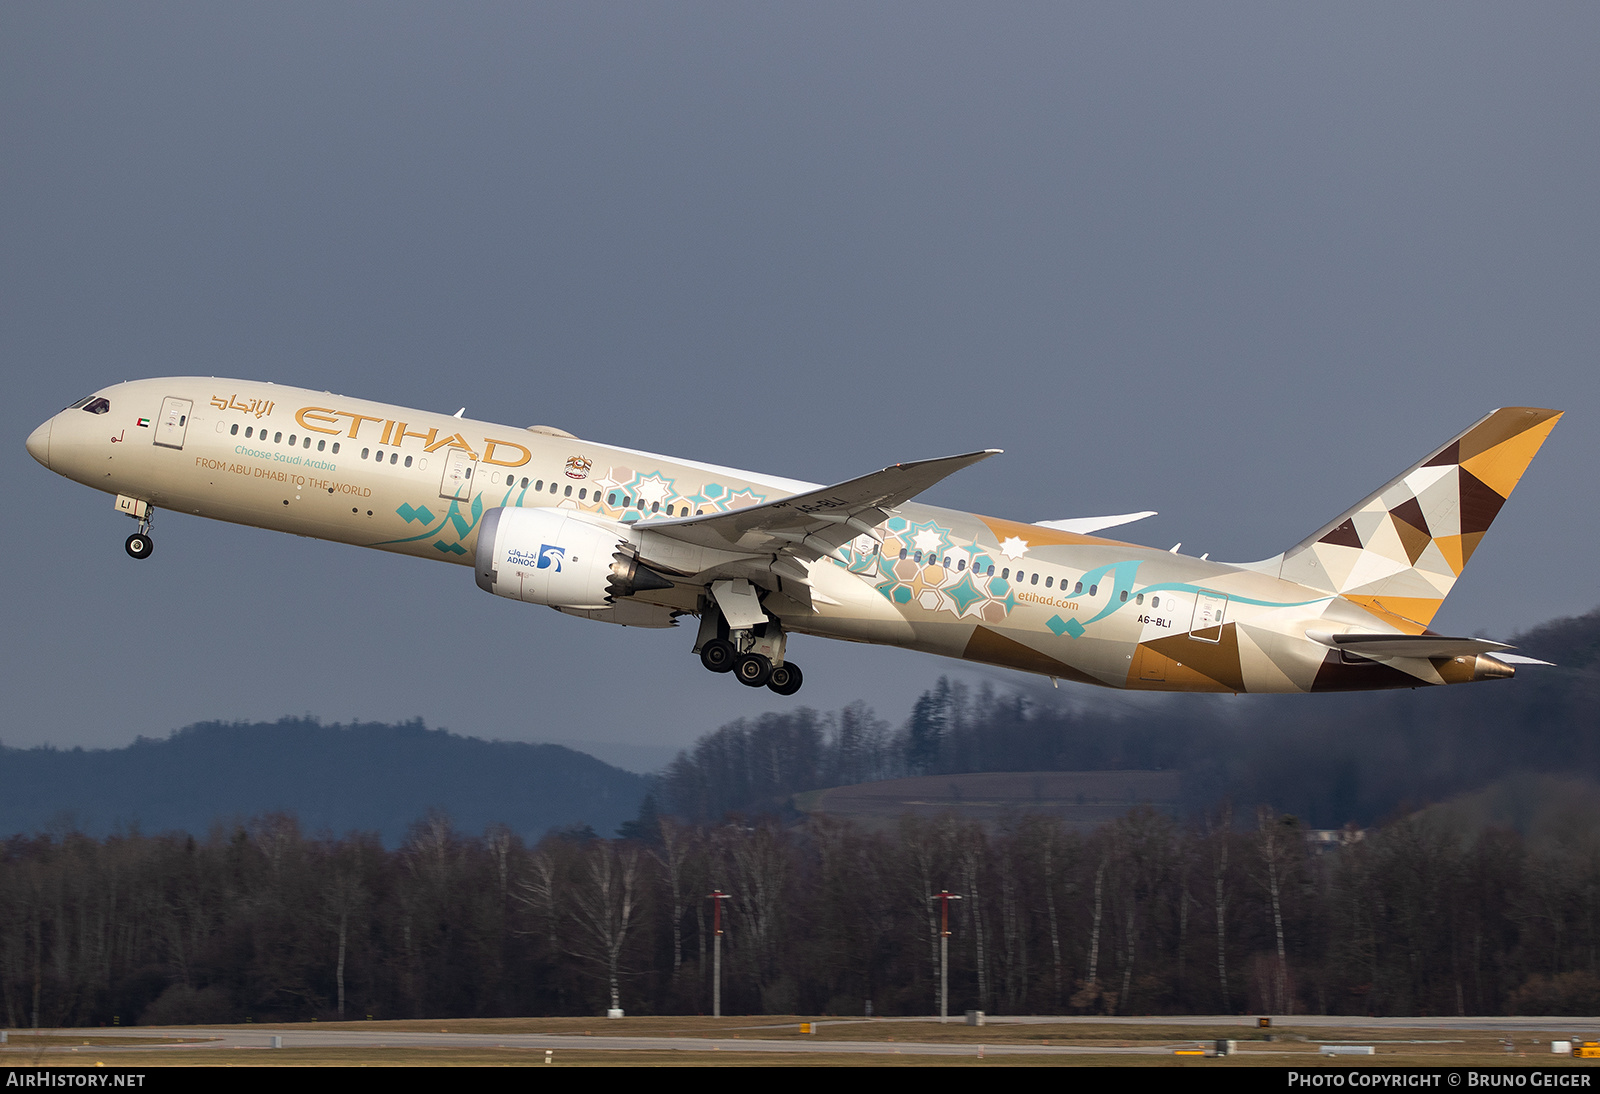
(987, 565), (995, 576)
(230, 424), (239, 436)
(331, 443), (340, 454)
(361, 448), (370, 459)
(288, 434), (297, 446)
(404, 456), (412, 468)
(1089, 584), (1098, 596)
(389, 453), (398, 465)
(1151, 596), (1160, 608)
(1045, 576), (1053, 588)
(273, 432), (282, 443)
(317, 439), (325, 451)
(245, 427), (254, 438)
(1030, 573), (1039, 585)
(1074, 581), (1083, 594)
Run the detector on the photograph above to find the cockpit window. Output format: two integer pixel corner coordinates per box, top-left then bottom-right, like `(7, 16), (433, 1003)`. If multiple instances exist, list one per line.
(66, 396), (93, 410)
(81, 398), (111, 415)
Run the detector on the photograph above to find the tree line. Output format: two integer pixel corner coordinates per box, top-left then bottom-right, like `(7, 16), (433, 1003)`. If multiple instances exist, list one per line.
(661, 599), (1600, 827)
(5, 799), (1600, 1026)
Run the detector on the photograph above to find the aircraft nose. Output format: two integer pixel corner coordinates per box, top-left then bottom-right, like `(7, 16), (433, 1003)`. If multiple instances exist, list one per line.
(26, 418), (51, 469)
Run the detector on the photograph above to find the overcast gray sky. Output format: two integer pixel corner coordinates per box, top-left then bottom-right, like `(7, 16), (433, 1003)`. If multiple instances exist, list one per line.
(5, 2), (1596, 771)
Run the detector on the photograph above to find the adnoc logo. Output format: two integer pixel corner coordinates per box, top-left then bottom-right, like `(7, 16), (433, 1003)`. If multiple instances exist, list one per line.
(537, 544), (565, 571)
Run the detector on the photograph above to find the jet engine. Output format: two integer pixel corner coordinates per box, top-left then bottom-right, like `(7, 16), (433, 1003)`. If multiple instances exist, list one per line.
(473, 506), (675, 609)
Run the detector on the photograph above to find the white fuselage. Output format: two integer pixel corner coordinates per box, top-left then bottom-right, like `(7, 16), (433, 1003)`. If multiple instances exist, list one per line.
(27, 378), (1523, 694)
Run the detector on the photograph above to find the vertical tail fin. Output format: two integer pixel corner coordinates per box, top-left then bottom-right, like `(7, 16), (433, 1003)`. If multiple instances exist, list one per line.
(1276, 407), (1561, 630)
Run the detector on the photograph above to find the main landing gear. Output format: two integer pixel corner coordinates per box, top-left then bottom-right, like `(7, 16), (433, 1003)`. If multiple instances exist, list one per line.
(699, 638), (804, 696)
(694, 585), (804, 695)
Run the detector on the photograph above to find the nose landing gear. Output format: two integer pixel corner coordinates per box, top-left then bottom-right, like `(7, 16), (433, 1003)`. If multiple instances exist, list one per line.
(116, 495), (155, 560)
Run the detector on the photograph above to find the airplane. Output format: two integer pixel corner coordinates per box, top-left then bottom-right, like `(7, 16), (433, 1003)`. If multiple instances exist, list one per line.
(26, 379), (1560, 696)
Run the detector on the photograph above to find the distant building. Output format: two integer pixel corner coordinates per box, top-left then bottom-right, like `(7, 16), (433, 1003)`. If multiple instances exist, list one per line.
(1304, 827), (1367, 855)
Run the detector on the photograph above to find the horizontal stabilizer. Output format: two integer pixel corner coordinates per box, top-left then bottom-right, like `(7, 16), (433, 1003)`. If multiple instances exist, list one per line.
(645, 450), (1001, 557)
(1035, 511), (1156, 535)
(1307, 630), (1514, 659)
(1492, 652), (1555, 667)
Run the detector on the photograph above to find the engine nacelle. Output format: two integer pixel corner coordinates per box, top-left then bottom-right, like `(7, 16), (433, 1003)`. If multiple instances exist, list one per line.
(475, 506), (637, 609)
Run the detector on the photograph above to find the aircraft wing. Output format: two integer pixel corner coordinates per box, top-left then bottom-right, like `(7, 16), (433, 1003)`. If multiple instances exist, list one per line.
(642, 450), (1001, 560)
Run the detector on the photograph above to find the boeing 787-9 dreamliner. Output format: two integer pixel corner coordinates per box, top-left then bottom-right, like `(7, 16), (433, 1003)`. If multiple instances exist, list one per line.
(27, 380), (1559, 696)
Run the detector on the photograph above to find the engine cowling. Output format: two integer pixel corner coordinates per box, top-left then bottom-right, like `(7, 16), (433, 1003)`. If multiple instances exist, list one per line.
(475, 506), (637, 609)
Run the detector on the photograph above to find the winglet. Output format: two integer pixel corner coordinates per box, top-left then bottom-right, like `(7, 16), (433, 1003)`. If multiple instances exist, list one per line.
(1035, 511), (1157, 535)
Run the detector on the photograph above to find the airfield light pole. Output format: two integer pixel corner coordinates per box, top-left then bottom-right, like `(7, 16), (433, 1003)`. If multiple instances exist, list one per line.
(929, 890), (961, 1023)
(710, 889), (732, 1018)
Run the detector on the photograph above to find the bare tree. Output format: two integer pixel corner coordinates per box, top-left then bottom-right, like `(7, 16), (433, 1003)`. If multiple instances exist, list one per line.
(323, 856), (364, 1020)
(567, 841), (639, 1014)
(1208, 805), (1234, 1012)
(651, 817), (693, 977)
(1256, 807), (1296, 1014)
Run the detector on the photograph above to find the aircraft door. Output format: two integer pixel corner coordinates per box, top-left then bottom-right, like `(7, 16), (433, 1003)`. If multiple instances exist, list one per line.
(153, 397), (193, 450)
(1190, 591), (1229, 643)
(439, 449), (479, 500)
(847, 535), (882, 576)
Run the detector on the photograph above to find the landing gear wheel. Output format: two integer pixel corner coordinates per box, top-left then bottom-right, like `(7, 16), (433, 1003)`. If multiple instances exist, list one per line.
(125, 533), (153, 560)
(734, 653), (773, 688)
(767, 662), (803, 696)
(700, 639), (737, 673)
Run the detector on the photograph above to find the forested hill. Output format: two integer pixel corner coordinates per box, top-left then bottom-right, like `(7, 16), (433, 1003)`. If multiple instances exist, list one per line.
(660, 607), (1600, 828)
(0, 719), (647, 845)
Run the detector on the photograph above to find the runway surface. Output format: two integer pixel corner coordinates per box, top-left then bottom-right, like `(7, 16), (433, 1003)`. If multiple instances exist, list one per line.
(10, 1015), (1600, 1061)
